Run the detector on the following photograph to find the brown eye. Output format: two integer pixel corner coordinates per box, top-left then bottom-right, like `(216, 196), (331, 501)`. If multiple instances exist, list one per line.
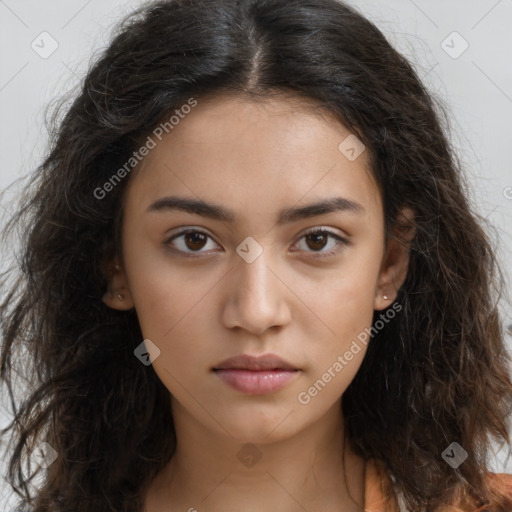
(305, 231), (329, 251)
(292, 228), (349, 258)
(164, 229), (220, 256)
(184, 231), (207, 251)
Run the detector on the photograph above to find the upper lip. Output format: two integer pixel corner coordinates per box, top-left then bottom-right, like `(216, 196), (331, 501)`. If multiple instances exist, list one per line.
(213, 353), (298, 371)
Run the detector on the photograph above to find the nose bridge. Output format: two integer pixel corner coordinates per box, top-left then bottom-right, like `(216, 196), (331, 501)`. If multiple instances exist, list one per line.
(225, 241), (289, 333)
(236, 246), (274, 306)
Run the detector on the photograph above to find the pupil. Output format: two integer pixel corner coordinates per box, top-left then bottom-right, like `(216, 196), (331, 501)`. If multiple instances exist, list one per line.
(186, 232), (206, 250)
(308, 232), (327, 251)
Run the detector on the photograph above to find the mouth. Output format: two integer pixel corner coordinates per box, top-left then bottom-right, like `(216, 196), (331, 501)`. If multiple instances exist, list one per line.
(213, 353), (298, 371)
(212, 353), (300, 394)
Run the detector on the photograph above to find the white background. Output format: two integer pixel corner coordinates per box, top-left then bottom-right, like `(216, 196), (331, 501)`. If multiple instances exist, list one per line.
(1, 0), (511, 509)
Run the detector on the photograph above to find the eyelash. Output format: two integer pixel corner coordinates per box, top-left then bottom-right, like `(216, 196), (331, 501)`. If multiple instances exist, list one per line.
(163, 227), (349, 259)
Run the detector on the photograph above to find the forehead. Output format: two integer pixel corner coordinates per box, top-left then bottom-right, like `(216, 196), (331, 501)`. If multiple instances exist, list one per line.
(124, 93), (382, 224)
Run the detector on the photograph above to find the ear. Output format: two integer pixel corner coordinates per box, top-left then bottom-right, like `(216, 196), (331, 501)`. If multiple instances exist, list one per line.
(101, 257), (135, 311)
(374, 207), (415, 310)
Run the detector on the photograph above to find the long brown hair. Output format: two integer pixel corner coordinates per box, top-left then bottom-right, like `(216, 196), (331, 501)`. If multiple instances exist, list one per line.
(1, 0), (511, 510)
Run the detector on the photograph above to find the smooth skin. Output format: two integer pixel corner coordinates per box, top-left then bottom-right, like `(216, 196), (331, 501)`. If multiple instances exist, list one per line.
(103, 92), (414, 512)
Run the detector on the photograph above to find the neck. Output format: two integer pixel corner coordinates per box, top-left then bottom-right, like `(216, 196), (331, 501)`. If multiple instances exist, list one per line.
(145, 401), (366, 512)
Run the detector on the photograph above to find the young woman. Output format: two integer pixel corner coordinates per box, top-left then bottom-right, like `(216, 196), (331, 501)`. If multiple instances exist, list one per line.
(1, 0), (511, 511)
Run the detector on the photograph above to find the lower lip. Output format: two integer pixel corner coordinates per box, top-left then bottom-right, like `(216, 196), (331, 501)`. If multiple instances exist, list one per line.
(213, 369), (299, 394)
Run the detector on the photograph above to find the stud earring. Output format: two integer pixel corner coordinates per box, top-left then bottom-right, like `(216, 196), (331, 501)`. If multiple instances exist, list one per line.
(383, 295), (390, 300)
(117, 293), (125, 301)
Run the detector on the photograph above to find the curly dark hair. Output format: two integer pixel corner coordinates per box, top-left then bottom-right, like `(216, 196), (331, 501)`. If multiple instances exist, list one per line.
(1, 0), (511, 510)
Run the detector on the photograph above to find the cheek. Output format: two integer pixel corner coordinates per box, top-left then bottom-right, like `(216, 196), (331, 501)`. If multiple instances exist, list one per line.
(313, 248), (381, 336)
(122, 238), (224, 389)
(300, 246), (382, 387)
(122, 227), (204, 336)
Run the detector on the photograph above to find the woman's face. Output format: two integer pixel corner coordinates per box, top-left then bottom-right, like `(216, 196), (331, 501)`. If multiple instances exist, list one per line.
(104, 93), (410, 443)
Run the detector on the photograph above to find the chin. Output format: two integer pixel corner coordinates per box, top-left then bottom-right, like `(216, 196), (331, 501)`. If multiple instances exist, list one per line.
(216, 405), (302, 444)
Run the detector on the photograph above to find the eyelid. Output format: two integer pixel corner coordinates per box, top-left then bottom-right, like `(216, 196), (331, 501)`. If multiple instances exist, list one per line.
(163, 226), (221, 257)
(296, 226), (349, 241)
(290, 227), (350, 258)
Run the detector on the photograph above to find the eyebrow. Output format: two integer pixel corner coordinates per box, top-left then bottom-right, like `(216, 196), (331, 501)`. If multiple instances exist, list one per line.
(146, 195), (365, 225)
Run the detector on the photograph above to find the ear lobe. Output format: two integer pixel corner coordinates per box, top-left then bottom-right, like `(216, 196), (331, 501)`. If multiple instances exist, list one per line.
(101, 261), (134, 310)
(102, 290), (134, 311)
(374, 207), (415, 310)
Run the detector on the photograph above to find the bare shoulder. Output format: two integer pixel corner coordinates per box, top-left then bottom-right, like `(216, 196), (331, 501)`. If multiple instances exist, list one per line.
(488, 472), (512, 493)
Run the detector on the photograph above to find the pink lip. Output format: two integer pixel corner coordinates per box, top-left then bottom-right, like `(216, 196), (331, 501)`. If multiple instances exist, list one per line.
(212, 354), (300, 394)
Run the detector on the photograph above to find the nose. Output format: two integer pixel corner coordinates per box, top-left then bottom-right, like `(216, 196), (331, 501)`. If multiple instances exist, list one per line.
(221, 249), (292, 336)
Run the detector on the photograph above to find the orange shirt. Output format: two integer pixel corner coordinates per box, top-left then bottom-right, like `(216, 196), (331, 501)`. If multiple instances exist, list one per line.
(364, 458), (512, 512)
